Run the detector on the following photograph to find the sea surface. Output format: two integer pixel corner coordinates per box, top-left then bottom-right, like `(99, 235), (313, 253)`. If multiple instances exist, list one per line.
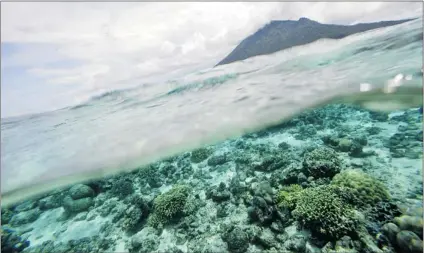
(2, 18), (422, 206)
(1, 17), (423, 253)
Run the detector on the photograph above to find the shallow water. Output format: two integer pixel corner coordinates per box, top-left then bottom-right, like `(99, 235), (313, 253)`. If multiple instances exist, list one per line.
(1, 17), (423, 253)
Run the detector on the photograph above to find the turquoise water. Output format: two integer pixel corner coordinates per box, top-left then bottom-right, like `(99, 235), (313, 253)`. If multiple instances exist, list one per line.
(1, 18), (423, 253)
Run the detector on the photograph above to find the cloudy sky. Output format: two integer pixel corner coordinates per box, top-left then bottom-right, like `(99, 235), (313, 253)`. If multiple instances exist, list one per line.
(1, 2), (421, 117)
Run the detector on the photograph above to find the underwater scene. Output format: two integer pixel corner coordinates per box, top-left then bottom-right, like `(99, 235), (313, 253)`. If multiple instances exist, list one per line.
(1, 5), (423, 253)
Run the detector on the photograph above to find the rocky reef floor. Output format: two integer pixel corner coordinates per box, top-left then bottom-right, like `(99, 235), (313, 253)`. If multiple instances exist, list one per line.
(2, 104), (423, 253)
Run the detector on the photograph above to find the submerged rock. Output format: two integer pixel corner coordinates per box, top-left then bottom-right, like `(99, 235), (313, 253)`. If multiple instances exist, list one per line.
(247, 196), (281, 226)
(159, 163), (177, 177)
(284, 232), (307, 253)
(60, 184), (96, 215)
(69, 184), (95, 200)
(223, 226), (250, 253)
(321, 240), (357, 253)
(68, 236), (102, 253)
(73, 212), (87, 221)
(207, 154), (228, 166)
(278, 142), (291, 150)
(366, 126), (383, 135)
(187, 236), (227, 253)
(322, 135), (369, 157)
(13, 201), (37, 213)
(394, 215), (423, 238)
(369, 111), (389, 122)
(130, 227), (160, 253)
(255, 228), (278, 249)
(270, 163), (303, 187)
(294, 124), (317, 140)
(357, 227), (383, 253)
(9, 208), (41, 226)
(62, 196), (93, 214)
(396, 230), (423, 253)
(253, 153), (292, 172)
(206, 182), (232, 203)
(381, 222), (400, 243)
(38, 194), (63, 211)
(386, 130), (422, 159)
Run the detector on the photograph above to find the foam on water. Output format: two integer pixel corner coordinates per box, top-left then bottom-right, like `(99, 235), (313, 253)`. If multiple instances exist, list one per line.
(1, 18), (422, 206)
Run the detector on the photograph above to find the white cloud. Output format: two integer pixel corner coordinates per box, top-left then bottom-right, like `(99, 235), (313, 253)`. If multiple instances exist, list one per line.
(302, 2), (421, 24)
(1, 2), (421, 117)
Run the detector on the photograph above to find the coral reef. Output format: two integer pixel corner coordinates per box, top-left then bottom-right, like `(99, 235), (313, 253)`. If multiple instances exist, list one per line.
(276, 184), (303, 209)
(1, 227), (30, 253)
(2, 106), (421, 253)
(111, 178), (134, 199)
(292, 185), (360, 239)
(393, 215), (423, 238)
(302, 147), (342, 179)
(332, 170), (390, 208)
(396, 231), (423, 253)
(190, 148), (212, 163)
(222, 226), (250, 253)
(147, 185), (190, 227)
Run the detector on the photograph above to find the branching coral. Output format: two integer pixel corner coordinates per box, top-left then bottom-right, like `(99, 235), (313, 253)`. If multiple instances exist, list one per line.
(292, 185), (359, 239)
(302, 147), (342, 179)
(111, 178), (134, 199)
(276, 184), (303, 209)
(147, 185), (190, 227)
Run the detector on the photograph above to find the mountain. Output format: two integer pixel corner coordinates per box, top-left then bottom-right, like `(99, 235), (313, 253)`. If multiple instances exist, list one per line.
(216, 17), (415, 66)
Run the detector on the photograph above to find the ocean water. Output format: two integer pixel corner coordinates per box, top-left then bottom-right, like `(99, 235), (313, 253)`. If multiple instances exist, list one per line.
(1, 18), (423, 253)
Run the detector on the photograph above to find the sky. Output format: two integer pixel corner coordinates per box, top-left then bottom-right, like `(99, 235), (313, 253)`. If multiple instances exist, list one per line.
(1, 2), (422, 118)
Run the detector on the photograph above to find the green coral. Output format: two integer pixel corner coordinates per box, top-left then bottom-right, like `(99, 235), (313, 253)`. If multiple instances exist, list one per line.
(148, 185), (190, 227)
(190, 148), (212, 163)
(138, 165), (157, 178)
(303, 147), (342, 179)
(276, 184), (303, 209)
(292, 185), (359, 239)
(146, 213), (162, 228)
(331, 170), (390, 207)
